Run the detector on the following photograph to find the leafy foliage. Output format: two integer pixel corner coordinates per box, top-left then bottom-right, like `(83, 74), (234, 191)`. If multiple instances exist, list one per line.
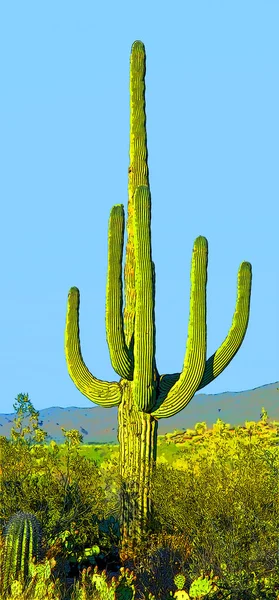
(0, 396), (278, 599)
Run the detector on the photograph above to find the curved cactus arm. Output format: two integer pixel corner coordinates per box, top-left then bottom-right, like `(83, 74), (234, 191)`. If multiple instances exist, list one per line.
(151, 236), (208, 419)
(133, 185), (157, 411)
(106, 203), (134, 380)
(65, 287), (122, 407)
(153, 261), (252, 409)
(197, 260), (252, 389)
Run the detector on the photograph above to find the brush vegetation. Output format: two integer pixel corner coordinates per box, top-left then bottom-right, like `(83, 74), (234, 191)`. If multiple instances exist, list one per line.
(0, 394), (278, 599)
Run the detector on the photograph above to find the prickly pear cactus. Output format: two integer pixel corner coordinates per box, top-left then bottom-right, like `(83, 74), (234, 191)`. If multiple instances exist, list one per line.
(1, 511), (44, 598)
(91, 569), (116, 600)
(98, 514), (121, 545)
(115, 581), (136, 600)
(6, 578), (25, 599)
(91, 565), (137, 600)
(189, 574), (214, 598)
(174, 591), (190, 600)
(174, 573), (186, 590)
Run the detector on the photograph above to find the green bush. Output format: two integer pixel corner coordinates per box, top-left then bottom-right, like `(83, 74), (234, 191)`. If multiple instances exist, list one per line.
(0, 395), (278, 599)
(148, 425), (279, 582)
(0, 395), (124, 570)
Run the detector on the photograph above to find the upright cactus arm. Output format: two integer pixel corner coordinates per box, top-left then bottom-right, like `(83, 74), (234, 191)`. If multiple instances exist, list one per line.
(151, 235), (208, 419)
(152, 260), (252, 412)
(105, 201), (160, 383)
(133, 185), (157, 411)
(65, 286), (122, 406)
(152, 260), (161, 383)
(197, 260), (252, 389)
(106, 203), (134, 380)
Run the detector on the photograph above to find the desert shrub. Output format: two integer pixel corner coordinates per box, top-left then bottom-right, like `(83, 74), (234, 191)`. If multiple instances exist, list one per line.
(0, 429), (124, 566)
(117, 529), (193, 600)
(1, 397), (278, 596)
(147, 427), (279, 582)
(0, 434), (36, 527)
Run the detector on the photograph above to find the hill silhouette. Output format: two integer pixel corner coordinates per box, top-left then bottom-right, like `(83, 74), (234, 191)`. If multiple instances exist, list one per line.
(1, 381), (278, 445)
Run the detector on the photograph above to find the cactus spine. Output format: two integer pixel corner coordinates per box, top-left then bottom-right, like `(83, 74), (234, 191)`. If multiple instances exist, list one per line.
(1, 511), (43, 597)
(65, 40), (252, 560)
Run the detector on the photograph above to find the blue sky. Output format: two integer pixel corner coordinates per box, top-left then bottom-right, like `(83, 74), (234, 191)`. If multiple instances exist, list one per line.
(0, 1), (278, 414)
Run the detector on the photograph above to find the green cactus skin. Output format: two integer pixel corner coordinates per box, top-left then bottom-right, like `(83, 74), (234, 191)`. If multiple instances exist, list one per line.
(189, 574), (214, 598)
(1, 511), (44, 597)
(65, 40), (252, 560)
(174, 572), (187, 590)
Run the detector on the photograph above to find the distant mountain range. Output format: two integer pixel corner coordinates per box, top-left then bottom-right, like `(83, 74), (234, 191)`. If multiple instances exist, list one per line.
(1, 381), (278, 445)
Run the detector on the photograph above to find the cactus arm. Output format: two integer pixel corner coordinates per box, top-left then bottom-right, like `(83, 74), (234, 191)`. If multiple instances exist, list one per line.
(65, 286), (122, 407)
(153, 261), (252, 411)
(197, 260), (252, 389)
(151, 236), (208, 419)
(152, 260), (160, 382)
(106, 203), (134, 380)
(133, 185), (157, 411)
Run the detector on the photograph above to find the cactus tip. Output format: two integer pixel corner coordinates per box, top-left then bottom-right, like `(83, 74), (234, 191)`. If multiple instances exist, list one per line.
(239, 261), (252, 279)
(241, 261), (252, 271)
(131, 40), (145, 53)
(193, 236), (208, 250)
(68, 286), (80, 300)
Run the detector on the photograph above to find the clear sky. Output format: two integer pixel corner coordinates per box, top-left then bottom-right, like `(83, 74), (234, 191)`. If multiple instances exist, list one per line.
(0, 1), (278, 414)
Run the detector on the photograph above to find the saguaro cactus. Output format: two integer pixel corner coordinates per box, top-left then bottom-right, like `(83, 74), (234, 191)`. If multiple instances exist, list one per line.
(65, 40), (252, 560)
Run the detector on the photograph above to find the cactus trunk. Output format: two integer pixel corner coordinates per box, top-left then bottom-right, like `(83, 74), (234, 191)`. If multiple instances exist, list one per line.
(118, 383), (158, 559)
